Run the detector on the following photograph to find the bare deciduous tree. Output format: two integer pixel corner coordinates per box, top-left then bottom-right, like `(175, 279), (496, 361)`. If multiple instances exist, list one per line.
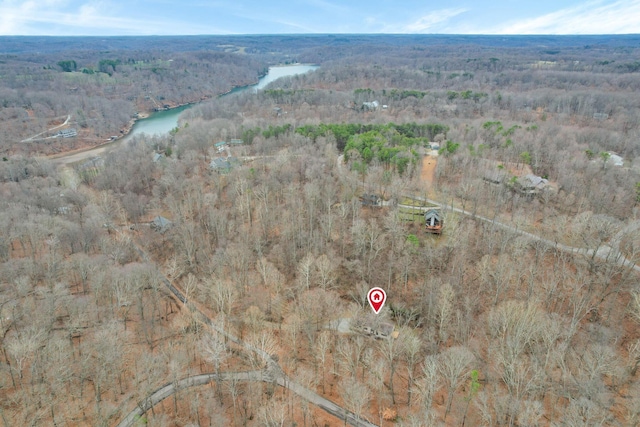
(199, 332), (229, 402)
(339, 376), (370, 425)
(437, 345), (475, 420)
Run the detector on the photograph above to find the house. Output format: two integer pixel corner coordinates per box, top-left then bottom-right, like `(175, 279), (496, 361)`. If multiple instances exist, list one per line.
(150, 216), (173, 233)
(607, 153), (624, 167)
(214, 141), (227, 152)
(152, 152), (164, 163)
(360, 193), (382, 207)
(209, 157), (233, 173)
(57, 128), (77, 138)
(229, 139), (244, 145)
(56, 206), (71, 215)
(361, 322), (395, 339)
(515, 174), (550, 195)
(209, 157), (231, 171)
(424, 209), (443, 234)
(362, 101), (380, 111)
(352, 316), (396, 339)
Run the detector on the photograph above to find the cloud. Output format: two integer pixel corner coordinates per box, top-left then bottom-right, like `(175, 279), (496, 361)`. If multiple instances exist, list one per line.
(373, 7), (467, 33)
(495, 0), (640, 34)
(401, 8), (468, 33)
(0, 0), (219, 35)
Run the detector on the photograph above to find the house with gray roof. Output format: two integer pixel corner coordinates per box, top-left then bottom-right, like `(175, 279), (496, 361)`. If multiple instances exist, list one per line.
(57, 128), (77, 138)
(209, 157), (235, 173)
(351, 315), (396, 340)
(424, 209), (443, 234)
(150, 216), (173, 233)
(607, 153), (624, 167)
(515, 174), (550, 195)
(360, 193), (382, 207)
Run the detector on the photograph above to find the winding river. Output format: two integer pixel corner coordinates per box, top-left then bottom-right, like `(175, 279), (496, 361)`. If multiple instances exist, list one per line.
(53, 64), (318, 164)
(123, 64), (318, 140)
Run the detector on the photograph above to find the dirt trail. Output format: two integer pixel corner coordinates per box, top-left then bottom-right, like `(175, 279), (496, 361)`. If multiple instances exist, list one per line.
(421, 155), (437, 186)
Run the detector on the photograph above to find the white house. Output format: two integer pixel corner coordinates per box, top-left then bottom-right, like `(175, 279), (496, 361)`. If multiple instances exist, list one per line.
(607, 152), (624, 167)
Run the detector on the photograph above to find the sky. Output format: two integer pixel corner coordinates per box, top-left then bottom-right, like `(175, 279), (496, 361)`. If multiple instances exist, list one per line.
(1, 0), (640, 36)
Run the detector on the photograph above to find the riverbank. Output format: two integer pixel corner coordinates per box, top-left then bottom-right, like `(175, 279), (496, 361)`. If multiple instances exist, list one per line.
(47, 64), (319, 165)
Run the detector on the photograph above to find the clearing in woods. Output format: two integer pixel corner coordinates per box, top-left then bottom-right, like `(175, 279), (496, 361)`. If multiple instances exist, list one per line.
(421, 155), (437, 186)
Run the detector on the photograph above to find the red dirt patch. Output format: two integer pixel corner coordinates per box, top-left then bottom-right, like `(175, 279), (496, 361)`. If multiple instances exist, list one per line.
(421, 155), (437, 186)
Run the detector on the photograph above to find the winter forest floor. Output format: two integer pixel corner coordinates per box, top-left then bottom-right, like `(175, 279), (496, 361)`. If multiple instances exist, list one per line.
(4, 35), (640, 427)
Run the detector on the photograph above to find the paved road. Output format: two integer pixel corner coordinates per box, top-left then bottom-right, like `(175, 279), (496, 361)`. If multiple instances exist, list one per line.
(116, 369), (377, 427)
(123, 245), (378, 427)
(115, 371), (263, 427)
(416, 195), (640, 272)
(338, 152), (639, 272)
(110, 155), (635, 426)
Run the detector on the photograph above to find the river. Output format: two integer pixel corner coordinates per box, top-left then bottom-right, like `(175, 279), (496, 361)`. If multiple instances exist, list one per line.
(123, 64), (318, 140)
(53, 64), (318, 164)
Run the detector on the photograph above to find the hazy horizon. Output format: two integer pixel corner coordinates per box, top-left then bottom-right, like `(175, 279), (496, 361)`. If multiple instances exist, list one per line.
(1, 0), (639, 37)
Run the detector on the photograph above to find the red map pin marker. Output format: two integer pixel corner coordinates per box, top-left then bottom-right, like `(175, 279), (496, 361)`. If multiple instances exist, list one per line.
(367, 287), (386, 314)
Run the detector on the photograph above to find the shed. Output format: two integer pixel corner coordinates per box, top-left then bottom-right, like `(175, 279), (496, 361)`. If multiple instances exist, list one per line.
(150, 216), (173, 233)
(424, 209), (443, 234)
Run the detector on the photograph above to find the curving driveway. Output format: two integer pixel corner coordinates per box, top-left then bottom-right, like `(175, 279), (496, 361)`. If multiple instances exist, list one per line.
(116, 369), (378, 427)
(116, 371), (263, 427)
(416, 195), (640, 273)
(121, 246), (378, 427)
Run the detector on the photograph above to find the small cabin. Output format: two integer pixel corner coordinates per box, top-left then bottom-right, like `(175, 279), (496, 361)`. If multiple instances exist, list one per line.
(424, 209), (443, 234)
(360, 193), (382, 207)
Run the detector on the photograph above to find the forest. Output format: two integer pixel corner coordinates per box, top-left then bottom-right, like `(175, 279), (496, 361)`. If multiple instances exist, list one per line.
(0, 46), (266, 156)
(2, 34), (640, 426)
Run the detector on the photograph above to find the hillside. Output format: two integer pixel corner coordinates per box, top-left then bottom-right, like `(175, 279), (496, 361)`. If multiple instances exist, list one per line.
(2, 35), (640, 426)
